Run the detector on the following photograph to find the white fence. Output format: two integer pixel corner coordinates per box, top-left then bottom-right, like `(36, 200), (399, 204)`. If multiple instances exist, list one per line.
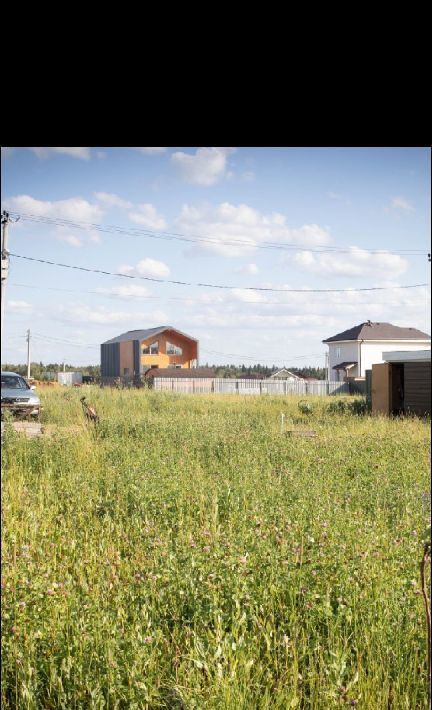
(153, 378), (350, 396)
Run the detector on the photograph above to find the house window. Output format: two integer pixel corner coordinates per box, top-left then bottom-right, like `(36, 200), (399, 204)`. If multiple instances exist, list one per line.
(142, 341), (159, 354)
(336, 347), (341, 358)
(166, 341), (183, 356)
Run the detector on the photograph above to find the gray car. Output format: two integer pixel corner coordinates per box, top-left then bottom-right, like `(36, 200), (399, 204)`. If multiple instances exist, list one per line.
(1, 371), (41, 419)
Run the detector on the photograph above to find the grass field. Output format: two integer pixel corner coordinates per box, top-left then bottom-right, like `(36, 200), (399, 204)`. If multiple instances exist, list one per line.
(1, 388), (430, 709)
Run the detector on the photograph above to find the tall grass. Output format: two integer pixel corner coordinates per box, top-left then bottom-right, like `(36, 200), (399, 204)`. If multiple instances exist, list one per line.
(1, 388), (430, 708)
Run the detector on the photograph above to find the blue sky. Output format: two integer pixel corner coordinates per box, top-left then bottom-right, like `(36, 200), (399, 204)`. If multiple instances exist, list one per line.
(1, 146), (430, 367)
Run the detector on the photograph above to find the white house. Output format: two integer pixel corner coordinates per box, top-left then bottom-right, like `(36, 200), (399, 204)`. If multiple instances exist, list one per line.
(268, 368), (302, 380)
(323, 321), (431, 382)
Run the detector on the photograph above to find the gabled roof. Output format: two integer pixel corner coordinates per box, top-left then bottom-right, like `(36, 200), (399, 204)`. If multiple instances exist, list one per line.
(323, 321), (430, 343)
(268, 369), (301, 379)
(102, 326), (198, 345)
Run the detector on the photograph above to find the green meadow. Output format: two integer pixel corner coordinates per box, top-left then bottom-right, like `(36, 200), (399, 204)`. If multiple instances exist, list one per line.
(1, 388), (430, 708)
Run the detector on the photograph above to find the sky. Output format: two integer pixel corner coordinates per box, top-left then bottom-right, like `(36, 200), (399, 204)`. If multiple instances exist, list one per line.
(1, 146), (431, 368)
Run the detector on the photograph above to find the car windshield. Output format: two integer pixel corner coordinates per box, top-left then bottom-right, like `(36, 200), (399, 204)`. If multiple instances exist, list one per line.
(1, 375), (29, 390)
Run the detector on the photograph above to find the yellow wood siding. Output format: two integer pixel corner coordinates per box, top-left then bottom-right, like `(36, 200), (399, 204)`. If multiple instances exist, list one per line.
(139, 330), (197, 371)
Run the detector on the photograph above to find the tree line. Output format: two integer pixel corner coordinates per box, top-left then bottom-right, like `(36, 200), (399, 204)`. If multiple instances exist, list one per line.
(1, 362), (326, 380)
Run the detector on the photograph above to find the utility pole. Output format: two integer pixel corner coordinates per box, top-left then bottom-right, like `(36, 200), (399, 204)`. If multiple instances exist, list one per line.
(1, 211), (11, 344)
(1, 211), (19, 347)
(26, 329), (31, 379)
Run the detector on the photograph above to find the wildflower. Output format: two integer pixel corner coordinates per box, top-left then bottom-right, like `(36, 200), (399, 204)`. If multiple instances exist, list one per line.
(46, 588), (54, 596)
(143, 635), (153, 644)
(203, 546), (211, 554)
(239, 555), (248, 564)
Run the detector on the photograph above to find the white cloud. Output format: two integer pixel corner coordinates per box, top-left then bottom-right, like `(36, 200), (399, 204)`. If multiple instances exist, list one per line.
(390, 196), (415, 212)
(7, 300), (33, 312)
(291, 247), (408, 279)
(4, 194), (103, 223)
(56, 231), (83, 248)
(94, 192), (133, 209)
(60, 305), (168, 326)
(118, 257), (170, 278)
(175, 202), (332, 257)
(61, 305), (133, 325)
(171, 147), (235, 186)
(29, 147), (91, 160)
(231, 289), (266, 303)
(134, 147), (168, 154)
(3, 194), (104, 248)
(128, 203), (167, 230)
(96, 285), (150, 300)
(236, 263), (259, 274)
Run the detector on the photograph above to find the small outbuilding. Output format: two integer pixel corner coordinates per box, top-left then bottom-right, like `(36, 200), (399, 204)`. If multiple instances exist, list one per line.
(268, 369), (302, 381)
(371, 350), (431, 416)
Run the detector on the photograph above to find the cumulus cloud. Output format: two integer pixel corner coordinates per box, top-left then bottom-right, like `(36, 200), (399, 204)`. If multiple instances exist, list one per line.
(96, 285), (151, 300)
(118, 257), (170, 278)
(231, 289), (266, 303)
(236, 263), (259, 274)
(175, 202), (332, 257)
(3, 194), (104, 248)
(390, 196), (415, 212)
(94, 192), (133, 209)
(134, 147), (168, 154)
(56, 231), (83, 248)
(60, 305), (168, 325)
(29, 147), (91, 160)
(7, 300), (33, 312)
(4, 194), (103, 223)
(128, 203), (167, 230)
(292, 247), (408, 279)
(171, 147), (235, 186)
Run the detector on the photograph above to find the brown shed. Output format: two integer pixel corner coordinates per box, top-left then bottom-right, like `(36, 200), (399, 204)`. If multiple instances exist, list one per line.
(372, 350), (431, 416)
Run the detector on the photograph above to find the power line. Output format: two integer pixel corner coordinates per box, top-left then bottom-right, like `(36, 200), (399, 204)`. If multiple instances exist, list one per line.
(9, 252), (429, 293)
(32, 332), (99, 349)
(10, 281), (431, 305)
(6, 211), (429, 257)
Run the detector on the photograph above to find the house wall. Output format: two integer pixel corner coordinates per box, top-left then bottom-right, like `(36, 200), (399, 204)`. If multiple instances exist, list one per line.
(140, 330), (198, 372)
(361, 341), (430, 375)
(328, 339), (430, 381)
(101, 343), (120, 377)
(328, 342), (359, 381)
(119, 341), (134, 376)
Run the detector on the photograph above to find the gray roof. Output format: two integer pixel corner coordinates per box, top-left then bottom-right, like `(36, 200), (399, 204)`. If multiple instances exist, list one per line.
(102, 326), (198, 345)
(323, 321), (430, 343)
(332, 361), (357, 370)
